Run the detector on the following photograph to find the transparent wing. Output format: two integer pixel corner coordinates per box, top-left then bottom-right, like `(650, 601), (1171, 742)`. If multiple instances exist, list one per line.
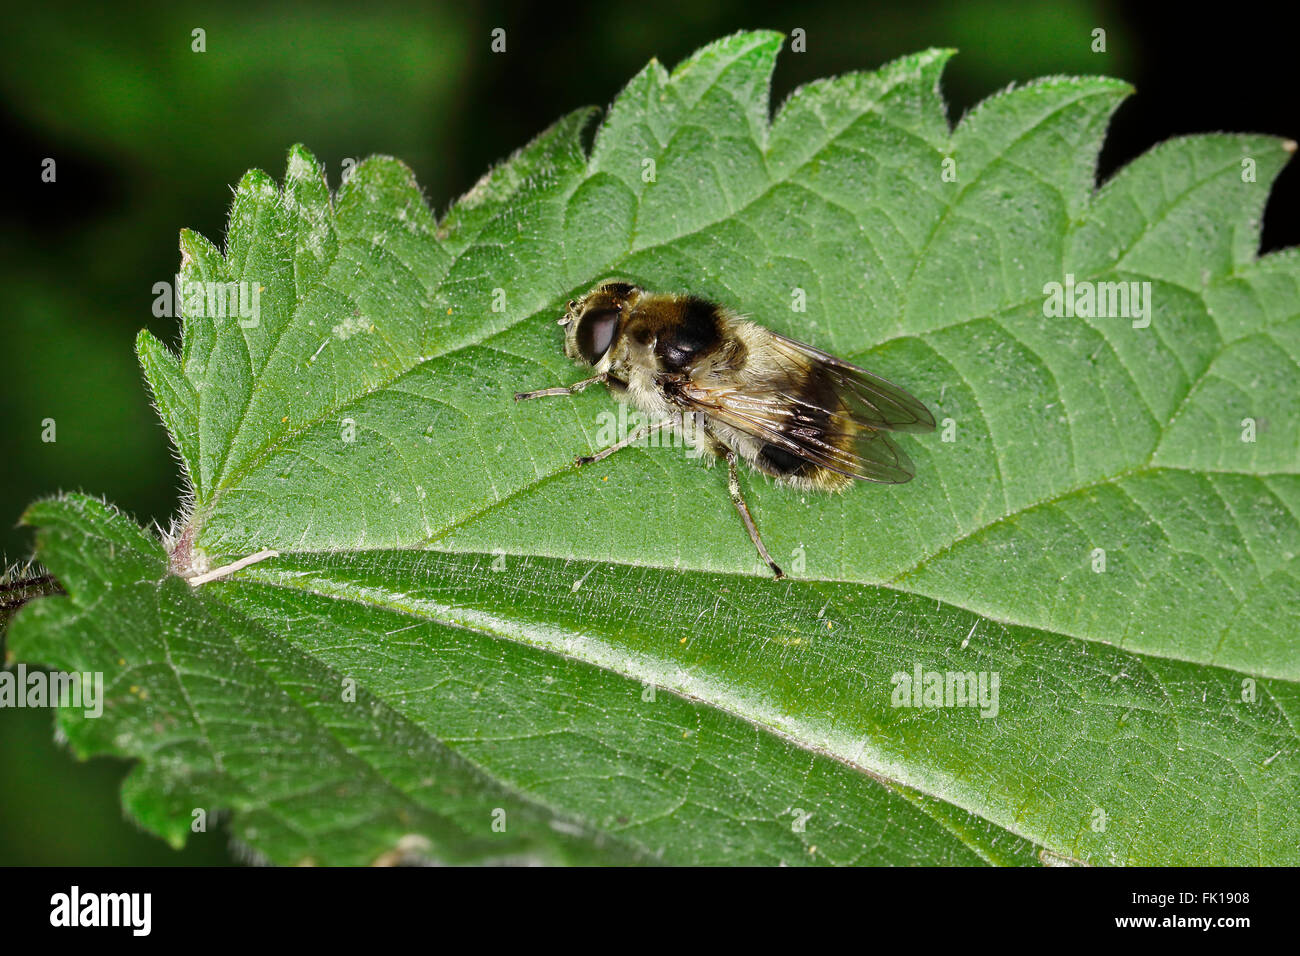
(765, 331), (936, 434)
(676, 373), (920, 484)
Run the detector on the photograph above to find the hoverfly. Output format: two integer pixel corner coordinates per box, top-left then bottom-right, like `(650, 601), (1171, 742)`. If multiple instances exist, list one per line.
(515, 280), (935, 578)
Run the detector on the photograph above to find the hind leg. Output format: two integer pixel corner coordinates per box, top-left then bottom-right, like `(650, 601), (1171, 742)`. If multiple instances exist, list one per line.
(725, 449), (784, 579)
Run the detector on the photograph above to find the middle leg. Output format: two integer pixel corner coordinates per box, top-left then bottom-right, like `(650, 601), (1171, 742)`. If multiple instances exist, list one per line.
(575, 418), (673, 466)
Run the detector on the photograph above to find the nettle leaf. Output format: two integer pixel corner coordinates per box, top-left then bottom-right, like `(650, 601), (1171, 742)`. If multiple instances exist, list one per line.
(9, 31), (1299, 865)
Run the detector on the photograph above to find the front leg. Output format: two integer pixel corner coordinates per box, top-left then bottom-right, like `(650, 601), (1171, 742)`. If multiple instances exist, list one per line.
(514, 374), (606, 402)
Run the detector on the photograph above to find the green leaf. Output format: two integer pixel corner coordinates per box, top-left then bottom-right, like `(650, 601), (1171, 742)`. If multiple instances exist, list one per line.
(9, 31), (1298, 865)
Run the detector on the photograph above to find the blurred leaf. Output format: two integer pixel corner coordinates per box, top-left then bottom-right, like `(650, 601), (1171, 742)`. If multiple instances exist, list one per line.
(9, 32), (1299, 864)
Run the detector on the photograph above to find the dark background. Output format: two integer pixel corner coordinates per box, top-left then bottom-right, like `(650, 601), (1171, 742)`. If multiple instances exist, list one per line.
(1, 0), (1295, 864)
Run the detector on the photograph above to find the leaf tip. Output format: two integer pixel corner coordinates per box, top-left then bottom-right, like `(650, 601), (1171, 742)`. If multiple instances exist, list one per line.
(233, 167), (280, 209)
(286, 143), (324, 184)
(134, 326), (164, 359)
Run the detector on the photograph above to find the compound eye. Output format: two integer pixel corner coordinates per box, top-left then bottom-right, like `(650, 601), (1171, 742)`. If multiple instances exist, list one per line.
(576, 308), (620, 364)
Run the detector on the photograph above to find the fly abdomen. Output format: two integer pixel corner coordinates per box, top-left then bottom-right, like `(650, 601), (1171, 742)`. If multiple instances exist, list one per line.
(759, 442), (816, 477)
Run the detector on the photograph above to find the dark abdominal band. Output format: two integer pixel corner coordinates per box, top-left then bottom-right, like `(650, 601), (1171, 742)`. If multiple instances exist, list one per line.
(760, 442), (814, 476)
(758, 370), (838, 478)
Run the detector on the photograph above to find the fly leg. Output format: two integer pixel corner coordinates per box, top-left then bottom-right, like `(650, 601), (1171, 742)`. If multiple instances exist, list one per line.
(514, 373), (606, 402)
(575, 419), (672, 466)
(725, 449), (784, 580)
